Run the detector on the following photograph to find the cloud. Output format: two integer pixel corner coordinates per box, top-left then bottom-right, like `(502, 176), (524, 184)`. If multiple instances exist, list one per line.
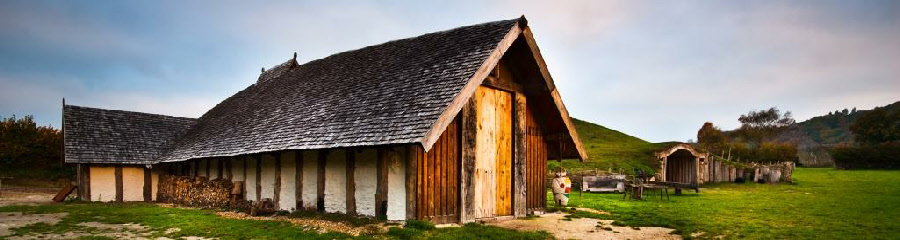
(0, 73), (216, 127)
(0, 2), (150, 58)
(1, 0), (897, 143)
(556, 1), (900, 141)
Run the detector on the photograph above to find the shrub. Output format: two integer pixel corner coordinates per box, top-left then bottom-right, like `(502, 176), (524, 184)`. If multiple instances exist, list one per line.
(832, 143), (900, 169)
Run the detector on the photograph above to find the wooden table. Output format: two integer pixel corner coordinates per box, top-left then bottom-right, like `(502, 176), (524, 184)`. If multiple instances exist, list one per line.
(623, 181), (675, 201)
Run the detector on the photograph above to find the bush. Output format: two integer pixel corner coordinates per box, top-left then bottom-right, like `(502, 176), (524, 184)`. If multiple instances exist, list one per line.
(832, 143), (900, 169)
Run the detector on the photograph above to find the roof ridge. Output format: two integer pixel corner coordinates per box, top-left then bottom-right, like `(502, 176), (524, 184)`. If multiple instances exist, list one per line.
(64, 104), (197, 121)
(262, 17), (521, 77)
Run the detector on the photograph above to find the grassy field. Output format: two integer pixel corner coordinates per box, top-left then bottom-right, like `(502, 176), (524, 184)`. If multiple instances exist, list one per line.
(2, 169), (896, 239)
(559, 168), (900, 239)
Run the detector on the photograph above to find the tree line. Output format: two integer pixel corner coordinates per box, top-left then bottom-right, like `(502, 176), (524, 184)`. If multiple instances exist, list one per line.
(0, 115), (70, 180)
(832, 104), (900, 169)
(697, 107), (799, 164)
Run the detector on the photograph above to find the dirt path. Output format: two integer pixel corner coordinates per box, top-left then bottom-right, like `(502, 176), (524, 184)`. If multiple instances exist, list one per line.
(0, 187), (57, 207)
(488, 213), (681, 240)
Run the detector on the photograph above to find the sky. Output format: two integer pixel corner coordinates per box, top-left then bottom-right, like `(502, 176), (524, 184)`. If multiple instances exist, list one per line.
(1, 0), (898, 142)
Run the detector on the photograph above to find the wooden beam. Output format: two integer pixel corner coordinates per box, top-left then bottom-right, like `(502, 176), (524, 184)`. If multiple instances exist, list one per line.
(275, 153), (282, 210)
(460, 98), (477, 223)
(513, 93), (527, 217)
(346, 149), (356, 215)
(296, 150), (303, 210)
(115, 166), (123, 202)
(243, 157), (248, 199)
(143, 167), (152, 202)
(483, 75), (525, 94)
(217, 158), (224, 180)
(420, 21), (523, 152)
(76, 164), (84, 200)
(225, 158), (233, 180)
(317, 150), (327, 212)
(85, 164), (91, 201)
(256, 155), (262, 202)
(406, 145), (417, 220)
(376, 148), (388, 219)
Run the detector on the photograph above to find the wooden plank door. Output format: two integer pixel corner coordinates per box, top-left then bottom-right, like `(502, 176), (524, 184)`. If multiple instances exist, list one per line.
(525, 105), (547, 211)
(474, 86), (513, 219)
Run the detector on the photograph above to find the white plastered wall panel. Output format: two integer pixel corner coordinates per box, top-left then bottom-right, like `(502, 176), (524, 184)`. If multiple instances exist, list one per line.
(324, 149), (347, 213)
(354, 148), (377, 217)
(210, 159), (219, 179)
(151, 169), (159, 201)
(199, 159), (208, 177)
(89, 166), (116, 202)
(301, 151), (319, 210)
(231, 158), (245, 182)
(260, 154), (277, 201)
(279, 151), (297, 211)
(387, 146), (407, 220)
(121, 167), (145, 202)
(246, 157), (258, 201)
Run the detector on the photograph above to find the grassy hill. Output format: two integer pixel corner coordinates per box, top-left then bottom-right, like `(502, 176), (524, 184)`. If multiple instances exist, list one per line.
(550, 118), (675, 174)
(796, 101), (900, 145)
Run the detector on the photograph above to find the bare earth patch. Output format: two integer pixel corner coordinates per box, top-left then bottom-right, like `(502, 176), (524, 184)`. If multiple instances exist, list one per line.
(0, 212), (68, 237)
(0, 187), (56, 207)
(215, 211), (384, 236)
(487, 213), (681, 240)
(575, 207), (611, 215)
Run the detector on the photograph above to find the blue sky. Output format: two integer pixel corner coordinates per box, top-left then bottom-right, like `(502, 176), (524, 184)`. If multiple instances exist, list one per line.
(1, 0), (898, 142)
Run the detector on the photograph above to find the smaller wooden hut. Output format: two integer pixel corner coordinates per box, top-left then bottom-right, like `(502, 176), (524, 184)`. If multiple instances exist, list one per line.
(655, 143), (707, 188)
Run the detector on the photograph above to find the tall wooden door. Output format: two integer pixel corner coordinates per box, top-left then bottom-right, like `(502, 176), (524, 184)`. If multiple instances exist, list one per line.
(525, 105), (548, 211)
(473, 86), (513, 219)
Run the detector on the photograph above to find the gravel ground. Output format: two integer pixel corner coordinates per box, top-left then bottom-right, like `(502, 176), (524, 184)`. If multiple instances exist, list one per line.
(488, 213), (681, 240)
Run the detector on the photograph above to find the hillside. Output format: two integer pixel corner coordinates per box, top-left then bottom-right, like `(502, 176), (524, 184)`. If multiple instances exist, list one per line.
(550, 118), (673, 174)
(776, 101), (899, 167)
(796, 101), (900, 145)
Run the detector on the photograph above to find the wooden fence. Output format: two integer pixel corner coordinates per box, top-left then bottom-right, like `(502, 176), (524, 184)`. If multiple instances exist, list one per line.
(702, 160), (795, 184)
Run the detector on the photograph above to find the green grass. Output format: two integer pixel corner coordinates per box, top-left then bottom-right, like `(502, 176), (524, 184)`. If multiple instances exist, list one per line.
(552, 117), (676, 174)
(0, 203), (350, 239)
(0, 203), (551, 239)
(387, 223), (551, 240)
(555, 168), (900, 239)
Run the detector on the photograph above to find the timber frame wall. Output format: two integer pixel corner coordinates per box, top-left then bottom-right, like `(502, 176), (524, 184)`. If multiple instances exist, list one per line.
(160, 146), (409, 220)
(76, 163), (158, 203)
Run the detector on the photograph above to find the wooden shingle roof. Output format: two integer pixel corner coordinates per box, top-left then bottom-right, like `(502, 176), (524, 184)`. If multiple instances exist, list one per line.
(63, 105), (197, 164)
(159, 18), (523, 162)
(64, 17), (587, 164)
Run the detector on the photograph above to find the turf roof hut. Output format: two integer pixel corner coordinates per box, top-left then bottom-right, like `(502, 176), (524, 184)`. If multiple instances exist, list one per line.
(64, 16), (586, 223)
(655, 143), (708, 188)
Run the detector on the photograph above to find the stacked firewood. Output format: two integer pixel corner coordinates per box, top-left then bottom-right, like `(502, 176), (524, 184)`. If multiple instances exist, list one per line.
(157, 175), (241, 208)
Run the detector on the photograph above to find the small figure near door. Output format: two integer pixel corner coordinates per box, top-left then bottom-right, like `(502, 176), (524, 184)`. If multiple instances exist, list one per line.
(551, 168), (571, 206)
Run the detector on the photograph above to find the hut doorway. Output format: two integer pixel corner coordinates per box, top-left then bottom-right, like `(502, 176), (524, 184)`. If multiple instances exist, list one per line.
(473, 86), (513, 219)
(665, 149), (697, 184)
